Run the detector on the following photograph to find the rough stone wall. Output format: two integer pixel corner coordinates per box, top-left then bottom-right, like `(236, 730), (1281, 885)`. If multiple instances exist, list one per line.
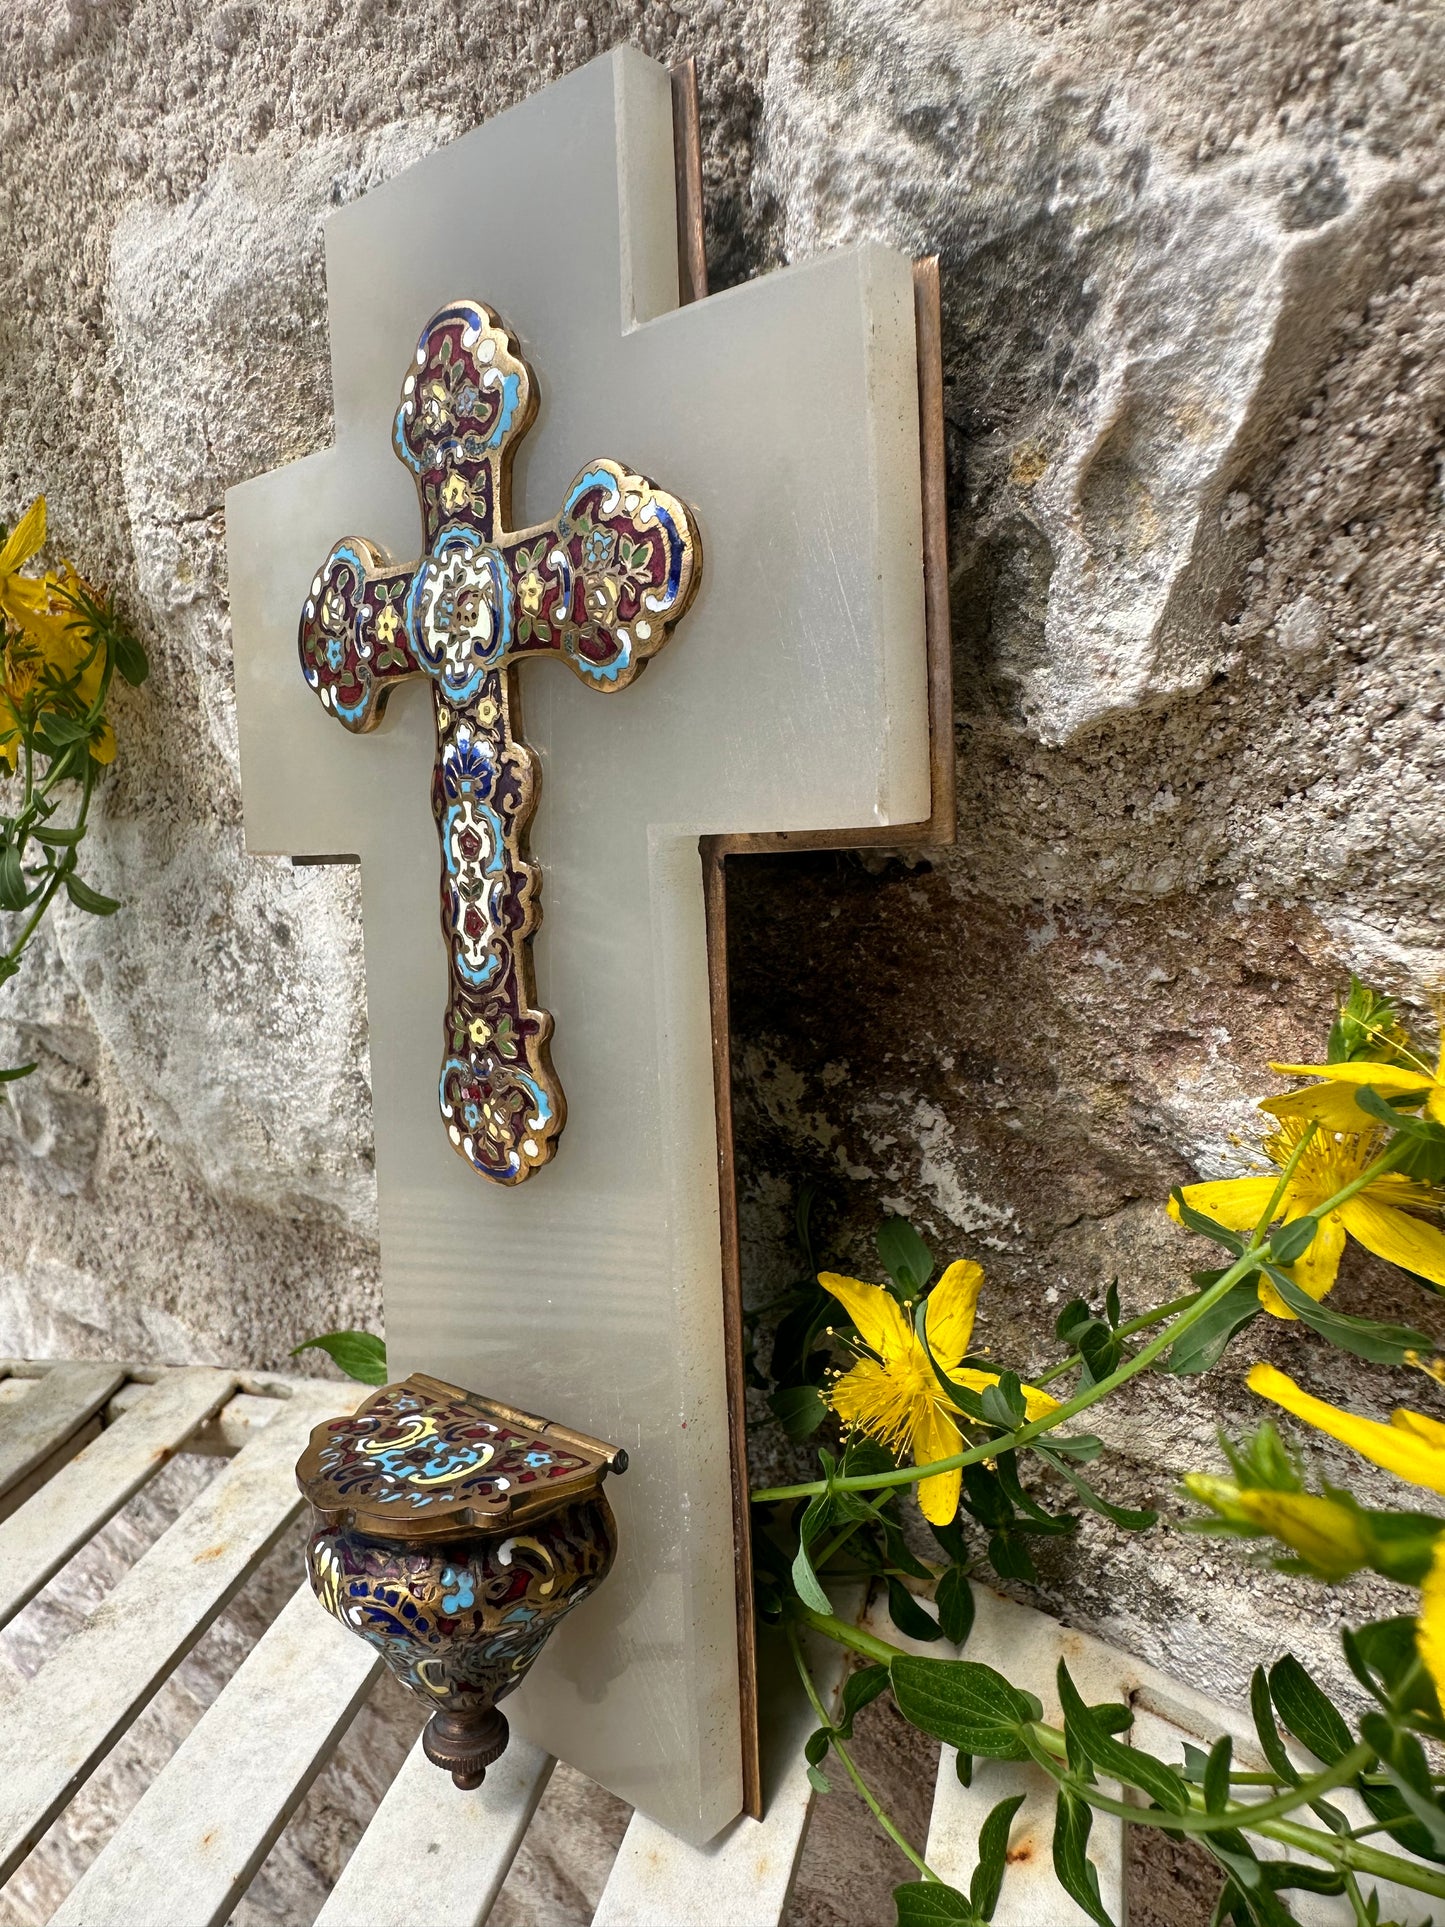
(0, 0), (1442, 1918)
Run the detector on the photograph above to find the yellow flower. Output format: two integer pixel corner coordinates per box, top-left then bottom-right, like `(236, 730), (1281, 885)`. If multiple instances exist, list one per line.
(0, 504), (113, 771)
(1248, 1361), (1445, 1701)
(1264, 1045), (1445, 1134)
(374, 604), (400, 645)
(821, 1261), (1058, 1527)
(1420, 1537), (1445, 1708)
(0, 497), (53, 636)
(1247, 1363), (1445, 1496)
(519, 568), (545, 615)
(441, 472), (471, 514)
(1181, 1473), (1373, 1581)
(1169, 1122), (1445, 1317)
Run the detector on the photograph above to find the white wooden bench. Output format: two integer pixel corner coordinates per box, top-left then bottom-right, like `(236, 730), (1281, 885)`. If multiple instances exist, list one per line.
(0, 1359), (1426, 1925)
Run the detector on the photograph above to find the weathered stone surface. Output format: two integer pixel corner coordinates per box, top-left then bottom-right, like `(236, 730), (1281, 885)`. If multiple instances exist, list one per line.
(762, 1), (1406, 743)
(1, 0), (1443, 1920)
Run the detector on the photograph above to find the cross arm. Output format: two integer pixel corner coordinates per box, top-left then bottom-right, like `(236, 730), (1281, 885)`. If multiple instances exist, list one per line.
(299, 539), (422, 732)
(496, 461), (702, 691)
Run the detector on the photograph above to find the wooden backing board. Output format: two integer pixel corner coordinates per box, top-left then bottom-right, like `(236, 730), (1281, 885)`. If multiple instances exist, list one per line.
(669, 60), (957, 1819)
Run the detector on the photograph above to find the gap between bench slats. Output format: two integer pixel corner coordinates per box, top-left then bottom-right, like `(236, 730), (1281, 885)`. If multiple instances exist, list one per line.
(0, 1368), (236, 1632)
(0, 1364), (126, 1511)
(0, 1386), (350, 1885)
(49, 1584), (380, 1927)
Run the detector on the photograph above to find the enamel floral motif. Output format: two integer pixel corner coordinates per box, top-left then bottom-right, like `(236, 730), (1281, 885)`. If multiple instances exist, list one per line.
(297, 301), (702, 1183)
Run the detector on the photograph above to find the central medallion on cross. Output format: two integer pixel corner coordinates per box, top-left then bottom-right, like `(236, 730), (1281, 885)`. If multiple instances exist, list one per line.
(298, 300), (702, 1184)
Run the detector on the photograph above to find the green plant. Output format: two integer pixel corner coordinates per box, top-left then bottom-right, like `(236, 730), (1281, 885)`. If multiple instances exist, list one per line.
(753, 980), (1445, 1924)
(0, 496), (148, 1077)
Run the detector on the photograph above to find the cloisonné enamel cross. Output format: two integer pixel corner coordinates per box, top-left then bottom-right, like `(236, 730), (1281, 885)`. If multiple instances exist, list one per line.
(299, 300), (699, 1185)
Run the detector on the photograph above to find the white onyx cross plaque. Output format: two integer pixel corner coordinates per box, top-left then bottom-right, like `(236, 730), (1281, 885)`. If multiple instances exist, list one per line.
(228, 47), (930, 1840)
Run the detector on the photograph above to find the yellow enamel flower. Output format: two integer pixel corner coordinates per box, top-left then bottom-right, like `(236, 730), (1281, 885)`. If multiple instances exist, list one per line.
(1264, 1044), (1445, 1134)
(821, 1260), (1058, 1527)
(1169, 1122), (1445, 1317)
(519, 568), (545, 615)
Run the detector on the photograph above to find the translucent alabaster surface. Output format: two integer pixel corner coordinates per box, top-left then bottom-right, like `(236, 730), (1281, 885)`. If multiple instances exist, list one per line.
(227, 46), (927, 1841)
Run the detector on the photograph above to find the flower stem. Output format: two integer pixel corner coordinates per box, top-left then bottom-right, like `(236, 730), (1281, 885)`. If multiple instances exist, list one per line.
(785, 1620), (938, 1883)
(1248, 1120), (1319, 1248)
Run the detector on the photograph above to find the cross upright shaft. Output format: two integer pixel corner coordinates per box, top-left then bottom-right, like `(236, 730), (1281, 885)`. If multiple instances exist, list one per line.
(298, 300), (701, 1184)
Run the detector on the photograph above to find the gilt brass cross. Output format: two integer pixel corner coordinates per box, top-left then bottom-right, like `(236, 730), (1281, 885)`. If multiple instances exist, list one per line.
(298, 300), (700, 1184)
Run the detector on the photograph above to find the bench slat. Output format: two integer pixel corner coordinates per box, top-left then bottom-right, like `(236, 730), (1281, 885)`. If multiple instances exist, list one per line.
(591, 1611), (854, 1927)
(0, 1363), (126, 1505)
(314, 1732), (554, 1927)
(0, 1386), (350, 1884)
(0, 1367), (236, 1631)
(49, 1584), (379, 1927)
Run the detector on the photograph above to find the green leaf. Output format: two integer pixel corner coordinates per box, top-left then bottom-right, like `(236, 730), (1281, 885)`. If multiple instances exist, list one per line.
(1034, 1432), (1103, 1462)
(1249, 1667), (1299, 1785)
(888, 1578), (945, 1643)
(936, 1566), (975, 1646)
(1329, 978), (1402, 1065)
(1257, 1863), (1346, 1895)
(790, 1491), (835, 1614)
(291, 1329), (388, 1385)
(893, 1881), (981, 1925)
(1056, 1298), (1093, 1342)
(1170, 1190), (1246, 1255)
(878, 1217), (934, 1295)
(992, 1452), (1067, 1529)
(1037, 1453), (1158, 1531)
(1268, 1656), (1352, 1764)
(986, 1530), (1038, 1584)
(804, 1727), (830, 1766)
(1345, 1616), (1445, 1729)
(1267, 1215), (1319, 1265)
(1052, 1789), (1117, 1927)
(955, 1750), (973, 1786)
(30, 822), (85, 847)
(1077, 1319), (1122, 1387)
(0, 1061), (37, 1083)
(837, 1664), (890, 1737)
(1203, 1733), (1233, 1812)
(971, 1792), (1026, 1920)
(1207, 1833), (1266, 1897)
(890, 1656), (1038, 1761)
(980, 1374), (1027, 1429)
(1354, 1089), (1445, 1183)
(64, 874), (121, 916)
(34, 710), (96, 748)
(112, 626), (150, 686)
(1166, 1282), (1261, 1377)
(768, 1383), (827, 1441)
(1359, 1712), (1445, 1854)
(806, 1763), (831, 1795)
(1056, 1661), (1191, 1812)
(0, 843), (27, 911)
